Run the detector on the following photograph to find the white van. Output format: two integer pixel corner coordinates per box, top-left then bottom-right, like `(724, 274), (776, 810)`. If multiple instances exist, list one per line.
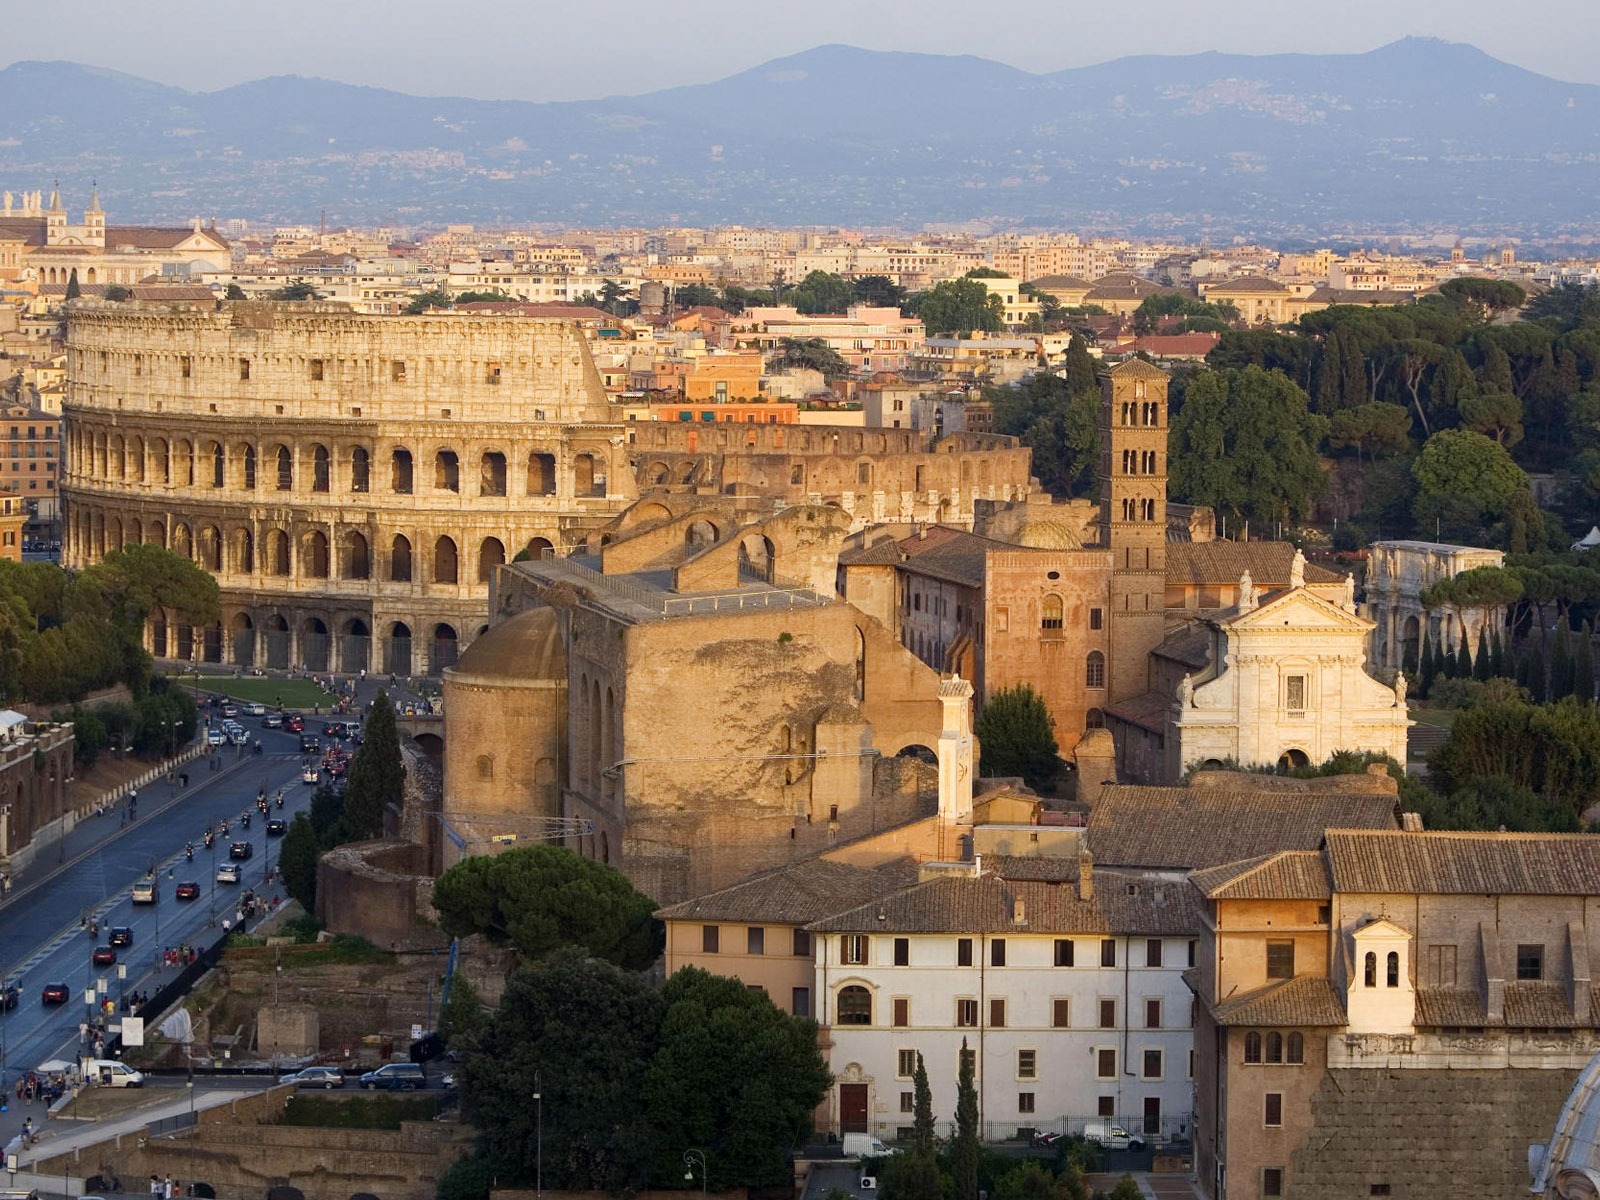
(84, 1059), (144, 1087)
(841, 1133), (898, 1159)
(1082, 1121), (1144, 1150)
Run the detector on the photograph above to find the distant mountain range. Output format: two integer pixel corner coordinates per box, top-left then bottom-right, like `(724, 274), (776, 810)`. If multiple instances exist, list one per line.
(2, 39), (1597, 237)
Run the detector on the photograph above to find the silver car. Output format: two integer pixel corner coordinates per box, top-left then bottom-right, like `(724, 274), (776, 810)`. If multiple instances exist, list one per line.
(279, 1065), (345, 1090)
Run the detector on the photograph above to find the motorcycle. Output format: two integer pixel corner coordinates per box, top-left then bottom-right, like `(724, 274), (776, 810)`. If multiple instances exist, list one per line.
(203, 832), (213, 849)
(219, 819), (229, 836)
(185, 843), (195, 862)
(241, 811), (251, 829)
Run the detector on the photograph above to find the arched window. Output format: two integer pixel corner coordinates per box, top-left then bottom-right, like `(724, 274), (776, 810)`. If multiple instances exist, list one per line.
(344, 531), (371, 580)
(1286, 1032), (1304, 1065)
(351, 447), (370, 493)
(269, 529), (290, 576)
(303, 530), (329, 579)
(1363, 951), (1377, 988)
(275, 445), (292, 490)
(1086, 651), (1106, 689)
(527, 452), (556, 496)
(476, 754), (494, 781)
(391, 535), (413, 582)
(241, 444), (257, 490)
(1041, 594), (1063, 631)
(836, 985), (872, 1026)
(209, 441), (225, 488)
(1266, 1032), (1283, 1064)
(391, 448), (414, 494)
(435, 450), (460, 493)
(478, 537), (505, 584)
(312, 444), (331, 492)
(434, 536), (459, 584)
(480, 451), (507, 497)
(1243, 1031), (1262, 1064)
(1386, 951), (1400, 988)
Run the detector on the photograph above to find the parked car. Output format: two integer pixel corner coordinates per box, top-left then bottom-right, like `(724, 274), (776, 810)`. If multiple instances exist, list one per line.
(41, 981), (69, 1004)
(229, 841), (253, 860)
(279, 1066), (345, 1090)
(842, 1134), (899, 1159)
(108, 925), (133, 947)
(216, 864), (241, 885)
(175, 880), (201, 900)
(1082, 1122), (1144, 1152)
(92, 945), (116, 966)
(359, 1062), (426, 1091)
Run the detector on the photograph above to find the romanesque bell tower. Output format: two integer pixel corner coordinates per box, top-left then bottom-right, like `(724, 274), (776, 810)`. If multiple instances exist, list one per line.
(1098, 359), (1170, 702)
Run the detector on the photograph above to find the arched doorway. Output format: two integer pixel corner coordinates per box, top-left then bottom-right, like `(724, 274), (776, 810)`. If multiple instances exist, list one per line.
(385, 622), (412, 678)
(1277, 748), (1311, 771)
(1400, 614), (1421, 673)
(340, 618), (370, 675)
(430, 623), (458, 674)
(302, 617), (330, 672)
(478, 537), (505, 583)
(265, 615), (290, 669)
(738, 534), (776, 584)
(523, 536), (553, 562)
(202, 621), (224, 663)
(231, 613), (255, 667)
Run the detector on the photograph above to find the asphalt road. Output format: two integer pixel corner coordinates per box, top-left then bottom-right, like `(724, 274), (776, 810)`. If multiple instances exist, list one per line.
(0, 718), (338, 1105)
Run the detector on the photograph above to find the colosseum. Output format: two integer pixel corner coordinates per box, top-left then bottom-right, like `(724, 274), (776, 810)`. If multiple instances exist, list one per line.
(63, 301), (1033, 674)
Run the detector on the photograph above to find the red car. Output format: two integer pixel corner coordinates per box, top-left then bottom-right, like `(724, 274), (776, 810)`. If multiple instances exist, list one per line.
(41, 982), (69, 1004)
(92, 945), (116, 966)
(175, 880), (201, 900)
(285, 714), (305, 733)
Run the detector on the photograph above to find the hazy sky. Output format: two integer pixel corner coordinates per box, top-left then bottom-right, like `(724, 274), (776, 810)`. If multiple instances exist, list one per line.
(3, 0), (1597, 98)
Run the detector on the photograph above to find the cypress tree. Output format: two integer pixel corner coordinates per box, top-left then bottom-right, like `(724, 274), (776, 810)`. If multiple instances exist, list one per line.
(1455, 638), (1472, 681)
(953, 1038), (979, 1200)
(65, 267), (81, 300)
(1418, 632), (1437, 697)
(1473, 629), (1492, 682)
(912, 1052), (936, 1156)
(1529, 642), (1548, 703)
(1577, 622), (1596, 704)
(1551, 622), (1573, 701)
(1440, 637), (1457, 679)
(341, 690), (405, 839)
(1515, 646), (1532, 690)
(1490, 629), (1507, 679)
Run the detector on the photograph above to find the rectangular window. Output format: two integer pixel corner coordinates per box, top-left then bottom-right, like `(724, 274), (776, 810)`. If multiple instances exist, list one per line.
(747, 927), (765, 955)
(1285, 675), (1307, 711)
(1189, 939), (1198, 968)
(180, 356), (192, 378)
(894, 937), (910, 966)
(1517, 944), (1544, 981)
(897, 1049), (917, 1078)
(957, 938), (973, 967)
(1052, 998), (1070, 1028)
(956, 999), (978, 1027)
(1018, 1092), (1035, 1114)
(991, 939), (1007, 967)
(1054, 939), (1075, 967)
(1429, 943), (1458, 987)
(793, 929), (812, 958)
(990, 998), (1006, 1028)
(1018, 1049), (1036, 1079)
(391, 360), (407, 382)
(843, 935), (868, 965)
(900, 1092), (915, 1113)
(1101, 939), (1117, 968)
(1146, 999), (1162, 1029)
(893, 998), (910, 1028)
(1096, 1049), (1116, 1079)
(792, 987), (810, 1017)
(1098, 1096), (1116, 1118)
(1099, 999), (1116, 1029)
(486, 363), (502, 385)
(1262, 1169), (1284, 1198)
(310, 358), (324, 381)
(1266, 941), (1295, 980)
(701, 925), (719, 954)
(1089, 607), (1103, 630)
(1265, 1093), (1283, 1127)
(239, 358), (251, 381)
(1143, 1050), (1163, 1079)
(1146, 938), (1163, 968)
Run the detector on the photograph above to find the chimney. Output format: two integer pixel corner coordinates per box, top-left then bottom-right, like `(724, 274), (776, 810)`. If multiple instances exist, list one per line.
(936, 675), (976, 824)
(1078, 847), (1094, 902)
(1013, 897), (1027, 925)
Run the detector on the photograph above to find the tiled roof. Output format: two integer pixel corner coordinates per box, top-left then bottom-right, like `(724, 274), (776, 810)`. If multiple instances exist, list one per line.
(1210, 975), (1347, 1027)
(1103, 692), (1171, 735)
(1117, 333), (1221, 358)
(1305, 286), (1416, 306)
(1028, 275), (1093, 290)
(896, 527), (1016, 588)
(1414, 987), (1488, 1027)
(1209, 275), (1288, 293)
(1102, 356), (1169, 381)
(987, 855), (1080, 883)
(1086, 275), (1180, 301)
(1325, 830), (1600, 896)
(806, 869), (1201, 937)
(1415, 984), (1596, 1029)
(1152, 623), (1211, 670)
(655, 857), (918, 924)
(1087, 786), (1398, 870)
(1191, 851), (1332, 900)
(1505, 982), (1587, 1029)
(1166, 541), (1343, 587)
(838, 538), (904, 566)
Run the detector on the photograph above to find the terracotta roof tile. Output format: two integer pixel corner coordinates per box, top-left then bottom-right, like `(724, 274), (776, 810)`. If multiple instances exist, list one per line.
(1414, 987), (1488, 1027)
(1087, 785), (1398, 870)
(1325, 830), (1600, 896)
(1191, 851), (1332, 900)
(1209, 975), (1347, 1027)
(1166, 541), (1343, 587)
(655, 857), (918, 924)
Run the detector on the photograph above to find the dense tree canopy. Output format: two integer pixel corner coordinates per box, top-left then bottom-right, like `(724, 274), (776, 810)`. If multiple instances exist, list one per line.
(776, 337), (850, 381)
(341, 690), (404, 839)
(987, 369), (1098, 497)
(790, 270), (856, 315)
(432, 844), (661, 969)
(1411, 429), (1531, 542)
(912, 279), (1004, 335)
(974, 685), (1060, 793)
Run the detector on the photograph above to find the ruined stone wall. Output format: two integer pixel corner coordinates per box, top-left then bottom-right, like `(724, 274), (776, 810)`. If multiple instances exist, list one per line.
(315, 840), (442, 947)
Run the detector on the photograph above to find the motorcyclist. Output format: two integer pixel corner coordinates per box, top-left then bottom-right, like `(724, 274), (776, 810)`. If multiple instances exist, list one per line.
(185, 842), (194, 862)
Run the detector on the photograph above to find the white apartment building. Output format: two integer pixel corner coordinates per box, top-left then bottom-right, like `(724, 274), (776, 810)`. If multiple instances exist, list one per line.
(809, 862), (1199, 1144)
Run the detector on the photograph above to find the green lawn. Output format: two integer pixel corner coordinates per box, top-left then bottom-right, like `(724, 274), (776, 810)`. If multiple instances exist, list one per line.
(1410, 707), (1457, 731)
(175, 676), (334, 710)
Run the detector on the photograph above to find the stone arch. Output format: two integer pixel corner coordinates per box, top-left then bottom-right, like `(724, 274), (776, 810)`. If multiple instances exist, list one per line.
(110, 432), (126, 481)
(1278, 748), (1312, 770)
(343, 531), (371, 580)
(230, 612), (255, 666)
(148, 519), (166, 549)
(207, 440), (225, 488)
(476, 754), (494, 781)
(524, 536), (553, 562)
(574, 452), (606, 497)
(526, 452), (556, 496)
(151, 436), (170, 485)
(264, 613), (290, 669)
(434, 448), (460, 493)
(274, 444), (293, 490)
(480, 450), (507, 497)
(268, 528), (291, 576)
(1400, 613), (1421, 673)
(431, 623), (459, 674)
(390, 534), (413, 582)
(237, 442), (257, 490)
(895, 743), (937, 765)
(174, 438), (194, 487)
(198, 524), (223, 572)
(478, 537), (505, 583)
(738, 534), (776, 584)
(433, 536), (459, 584)
(685, 517), (722, 549)
(385, 621), (413, 677)
(232, 527), (255, 574)
(350, 445), (371, 493)
(108, 515), (123, 551)
(128, 434), (145, 483)
(301, 529), (330, 579)
(339, 617), (370, 675)
(301, 617), (330, 672)
(311, 443), (331, 492)
(172, 521), (192, 559)
(391, 447), (414, 494)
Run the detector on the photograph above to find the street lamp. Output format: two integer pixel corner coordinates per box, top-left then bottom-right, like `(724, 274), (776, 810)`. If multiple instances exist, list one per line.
(533, 1073), (542, 1200)
(683, 1149), (708, 1200)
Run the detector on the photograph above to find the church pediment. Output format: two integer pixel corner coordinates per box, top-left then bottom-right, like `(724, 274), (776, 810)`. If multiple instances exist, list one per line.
(1223, 588), (1372, 635)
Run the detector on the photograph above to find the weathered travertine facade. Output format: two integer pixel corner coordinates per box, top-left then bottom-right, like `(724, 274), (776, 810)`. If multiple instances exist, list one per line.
(62, 302), (1032, 673)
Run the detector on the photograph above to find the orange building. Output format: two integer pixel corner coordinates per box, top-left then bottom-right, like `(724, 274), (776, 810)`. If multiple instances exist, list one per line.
(648, 400), (798, 425)
(684, 352), (764, 402)
(0, 401), (59, 521)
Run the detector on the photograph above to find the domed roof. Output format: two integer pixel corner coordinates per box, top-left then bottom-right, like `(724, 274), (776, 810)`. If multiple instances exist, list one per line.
(445, 608), (565, 686)
(1015, 519), (1084, 551)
